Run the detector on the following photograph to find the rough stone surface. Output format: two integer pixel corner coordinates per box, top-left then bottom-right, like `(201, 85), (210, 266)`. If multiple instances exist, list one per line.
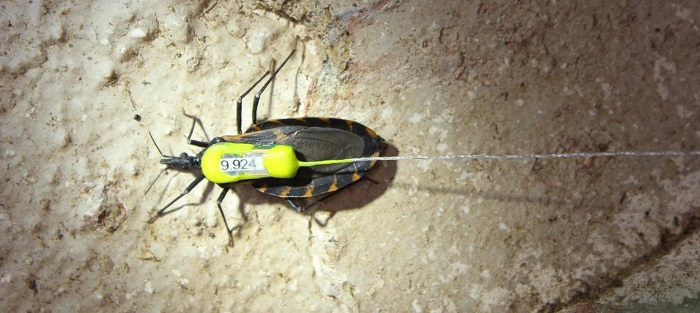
(0, 1), (698, 312)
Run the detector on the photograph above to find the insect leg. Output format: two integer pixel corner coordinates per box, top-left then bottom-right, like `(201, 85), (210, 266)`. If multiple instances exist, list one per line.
(183, 115), (209, 147)
(284, 191), (337, 213)
(236, 72), (270, 134)
(215, 187), (237, 247)
(148, 173), (206, 223)
(252, 49), (296, 125)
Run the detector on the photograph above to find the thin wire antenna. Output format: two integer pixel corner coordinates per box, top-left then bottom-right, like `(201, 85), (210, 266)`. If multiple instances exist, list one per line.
(298, 150), (700, 167)
(343, 150), (700, 162)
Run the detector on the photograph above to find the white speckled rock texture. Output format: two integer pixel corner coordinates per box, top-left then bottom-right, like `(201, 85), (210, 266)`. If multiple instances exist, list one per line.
(0, 1), (698, 312)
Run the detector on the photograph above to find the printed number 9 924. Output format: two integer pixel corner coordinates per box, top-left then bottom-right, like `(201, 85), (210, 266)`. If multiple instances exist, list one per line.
(220, 157), (258, 171)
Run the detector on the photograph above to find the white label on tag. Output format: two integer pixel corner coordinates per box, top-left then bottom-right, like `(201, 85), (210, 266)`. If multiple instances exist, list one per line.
(219, 155), (267, 174)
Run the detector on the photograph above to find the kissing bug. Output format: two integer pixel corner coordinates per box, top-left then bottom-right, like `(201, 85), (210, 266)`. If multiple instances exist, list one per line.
(149, 49), (385, 245)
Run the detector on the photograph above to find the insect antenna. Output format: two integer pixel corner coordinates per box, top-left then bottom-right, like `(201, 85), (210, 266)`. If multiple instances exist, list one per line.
(143, 131), (172, 197)
(148, 131), (169, 158)
(146, 130), (207, 223)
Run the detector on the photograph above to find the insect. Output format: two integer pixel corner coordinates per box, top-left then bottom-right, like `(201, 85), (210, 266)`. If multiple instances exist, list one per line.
(149, 49), (385, 245)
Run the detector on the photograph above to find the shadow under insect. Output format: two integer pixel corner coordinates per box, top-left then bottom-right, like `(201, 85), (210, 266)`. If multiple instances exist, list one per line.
(296, 143), (398, 226)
